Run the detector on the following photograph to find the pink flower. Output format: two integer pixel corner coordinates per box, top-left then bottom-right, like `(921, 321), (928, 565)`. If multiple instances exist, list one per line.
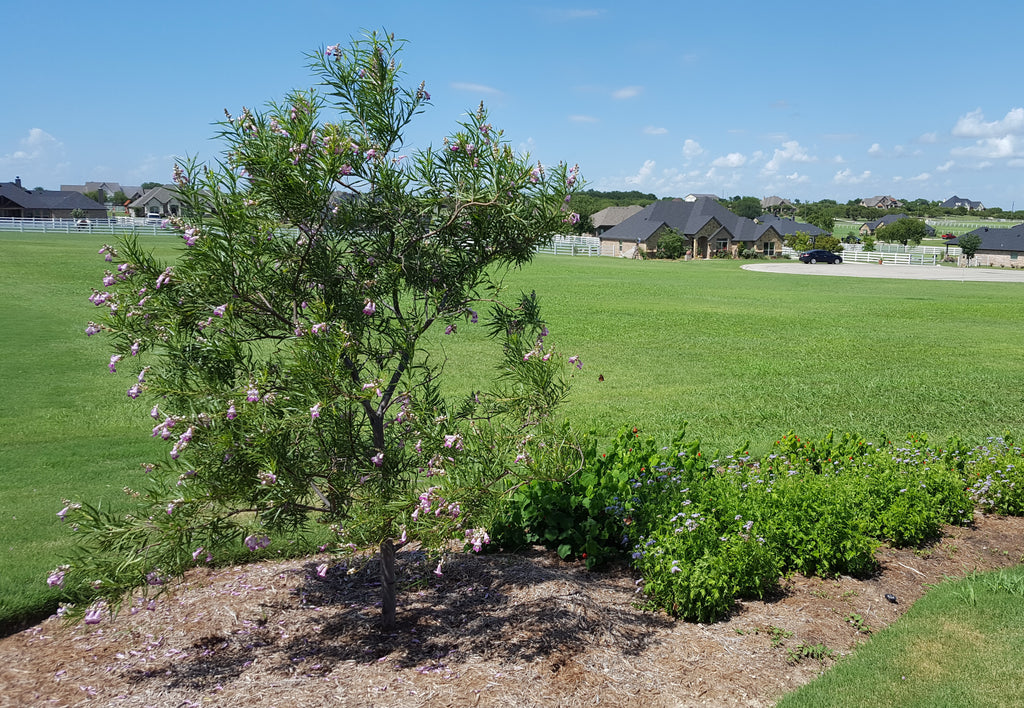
(362, 299), (376, 316)
(316, 563), (329, 578)
(310, 402), (321, 419)
(445, 324), (456, 335)
(371, 451), (384, 467)
(226, 403), (237, 420)
(310, 322), (328, 335)
(247, 384), (259, 402)
(434, 561), (443, 577)
(213, 304), (227, 318)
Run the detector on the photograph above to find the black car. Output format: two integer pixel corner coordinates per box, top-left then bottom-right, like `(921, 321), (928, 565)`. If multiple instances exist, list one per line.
(798, 249), (842, 264)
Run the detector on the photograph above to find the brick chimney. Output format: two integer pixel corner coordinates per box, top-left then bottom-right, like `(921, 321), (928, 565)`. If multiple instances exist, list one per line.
(15, 176), (21, 187)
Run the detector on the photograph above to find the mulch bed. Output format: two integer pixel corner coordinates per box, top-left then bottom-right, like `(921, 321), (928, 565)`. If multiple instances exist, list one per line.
(2, 513), (1023, 707)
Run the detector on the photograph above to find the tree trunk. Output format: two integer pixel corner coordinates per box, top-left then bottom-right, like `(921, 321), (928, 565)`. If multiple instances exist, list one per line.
(380, 538), (396, 629)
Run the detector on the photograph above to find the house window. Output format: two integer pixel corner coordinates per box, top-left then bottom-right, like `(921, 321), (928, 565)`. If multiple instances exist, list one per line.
(716, 239), (727, 251)
(1012, 252), (1019, 260)
(618, 240), (623, 252)
(762, 242), (776, 256)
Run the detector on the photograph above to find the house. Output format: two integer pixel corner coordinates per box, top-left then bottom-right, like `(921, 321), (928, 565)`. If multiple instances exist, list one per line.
(860, 195), (903, 210)
(589, 205), (644, 236)
(682, 193), (720, 203)
(597, 197), (824, 259)
(760, 196), (795, 215)
(940, 195), (985, 211)
(748, 214), (829, 252)
(0, 177), (108, 219)
(128, 186), (182, 218)
(859, 213), (935, 238)
(61, 181), (144, 203)
(952, 225), (1024, 267)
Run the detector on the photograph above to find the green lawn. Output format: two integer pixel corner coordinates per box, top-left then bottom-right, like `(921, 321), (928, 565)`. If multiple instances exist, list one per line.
(777, 566), (1024, 708)
(4, 232), (1024, 633)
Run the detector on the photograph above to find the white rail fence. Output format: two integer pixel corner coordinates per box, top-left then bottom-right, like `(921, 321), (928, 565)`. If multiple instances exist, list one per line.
(0, 216), (170, 236)
(534, 235), (601, 257)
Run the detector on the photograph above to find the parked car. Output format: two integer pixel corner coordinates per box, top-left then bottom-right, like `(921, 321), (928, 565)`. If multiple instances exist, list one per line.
(798, 249), (842, 264)
(941, 233), (956, 239)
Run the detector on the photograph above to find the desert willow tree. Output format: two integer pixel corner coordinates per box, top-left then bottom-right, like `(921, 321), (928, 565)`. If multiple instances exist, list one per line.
(62, 31), (583, 629)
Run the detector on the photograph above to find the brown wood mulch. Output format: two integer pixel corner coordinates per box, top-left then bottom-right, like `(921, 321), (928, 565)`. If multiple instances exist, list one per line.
(2, 513), (1022, 708)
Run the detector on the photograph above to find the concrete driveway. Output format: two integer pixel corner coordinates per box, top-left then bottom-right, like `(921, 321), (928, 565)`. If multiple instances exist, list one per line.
(741, 262), (1024, 282)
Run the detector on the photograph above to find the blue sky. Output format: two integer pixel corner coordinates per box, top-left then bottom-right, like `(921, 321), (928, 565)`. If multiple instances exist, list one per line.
(4, 1), (1024, 208)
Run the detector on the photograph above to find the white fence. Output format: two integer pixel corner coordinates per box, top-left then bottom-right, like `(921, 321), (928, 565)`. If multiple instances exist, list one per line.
(840, 250), (938, 265)
(534, 234), (601, 257)
(0, 216), (169, 236)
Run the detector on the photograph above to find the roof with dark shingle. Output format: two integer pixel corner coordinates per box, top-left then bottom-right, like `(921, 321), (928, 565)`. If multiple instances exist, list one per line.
(752, 214), (828, 238)
(0, 182), (107, 210)
(599, 198), (744, 243)
(953, 225), (1024, 251)
(863, 213), (936, 236)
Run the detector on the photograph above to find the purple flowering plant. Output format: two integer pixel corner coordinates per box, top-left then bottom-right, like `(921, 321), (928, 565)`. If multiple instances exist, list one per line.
(57, 30), (584, 629)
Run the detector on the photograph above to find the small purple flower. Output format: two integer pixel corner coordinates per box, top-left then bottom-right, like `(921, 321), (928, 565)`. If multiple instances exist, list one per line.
(150, 404), (160, 419)
(445, 324), (456, 335)
(192, 546), (205, 561)
(146, 571), (164, 586)
(47, 566), (67, 587)
(258, 470), (277, 485)
(108, 354), (121, 373)
(83, 605), (103, 625)
(362, 299), (376, 316)
(310, 402), (321, 420)
(244, 534), (270, 552)
(127, 383), (142, 399)
(371, 451), (384, 467)
(247, 384), (259, 402)
(85, 322), (101, 336)
(226, 403), (237, 420)
(316, 563), (329, 578)
(568, 356), (583, 370)
(310, 322), (328, 335)
(213, 304), (227, 318)
(469, 309), (478, 323)
(130, 340), (140, 356)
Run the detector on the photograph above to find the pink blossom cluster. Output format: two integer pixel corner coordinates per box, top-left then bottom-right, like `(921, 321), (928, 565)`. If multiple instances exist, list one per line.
(464, 527), (490, 553)
(411, 486), (460, 521)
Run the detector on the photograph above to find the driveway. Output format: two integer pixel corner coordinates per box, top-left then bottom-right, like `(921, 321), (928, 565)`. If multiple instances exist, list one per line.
(741, 262), (1024, 282)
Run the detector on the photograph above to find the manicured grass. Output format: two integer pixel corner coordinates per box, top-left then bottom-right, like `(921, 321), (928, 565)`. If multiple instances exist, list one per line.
(437, 255), (1024, 451)
(777, 566), (1024, 708)
(4, 233), (1024, 631)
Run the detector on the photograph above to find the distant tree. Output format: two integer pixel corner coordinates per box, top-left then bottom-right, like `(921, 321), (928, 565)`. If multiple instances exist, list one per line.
(862, 233), (876, 251)
(70, 208), (86, 219)
(957, 233), (982, 263)
(141, 181), (163, 191)
(879, 218), (927, 246)
(82, 190), (101, 203)
(727, 196), (762, 219)
(805, 207), (835, 233)
(784, 233), (842, 253)
(111, 191), (128, 205)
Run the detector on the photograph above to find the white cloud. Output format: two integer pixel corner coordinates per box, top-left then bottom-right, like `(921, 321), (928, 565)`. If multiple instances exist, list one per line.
(763, 140), (816, 173)
(868, 143), (882, 155)
(952, 107), (1024, 138)
(952, 134), (1024, 160)
(936, 160), (955, 173)
(918, 132), (939, 144)
(909, 172), (931, 182)
(624, 159), (656, 186)
(711, 152), (747, 168)
(833, 168), (871, 185)
(450, 82), (502, 95)
(832, 154), (845, 164)
(568, 115), (598, 123)
(612, 86), (643, 100)
(0, 128), (67, 181)
(644, 126), (668, 135)
(682, 139), (704, 159)
(786, 172), (809, 183)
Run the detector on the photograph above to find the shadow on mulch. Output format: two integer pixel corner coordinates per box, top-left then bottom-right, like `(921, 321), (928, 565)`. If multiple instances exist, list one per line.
(123, 547), (675, 692)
